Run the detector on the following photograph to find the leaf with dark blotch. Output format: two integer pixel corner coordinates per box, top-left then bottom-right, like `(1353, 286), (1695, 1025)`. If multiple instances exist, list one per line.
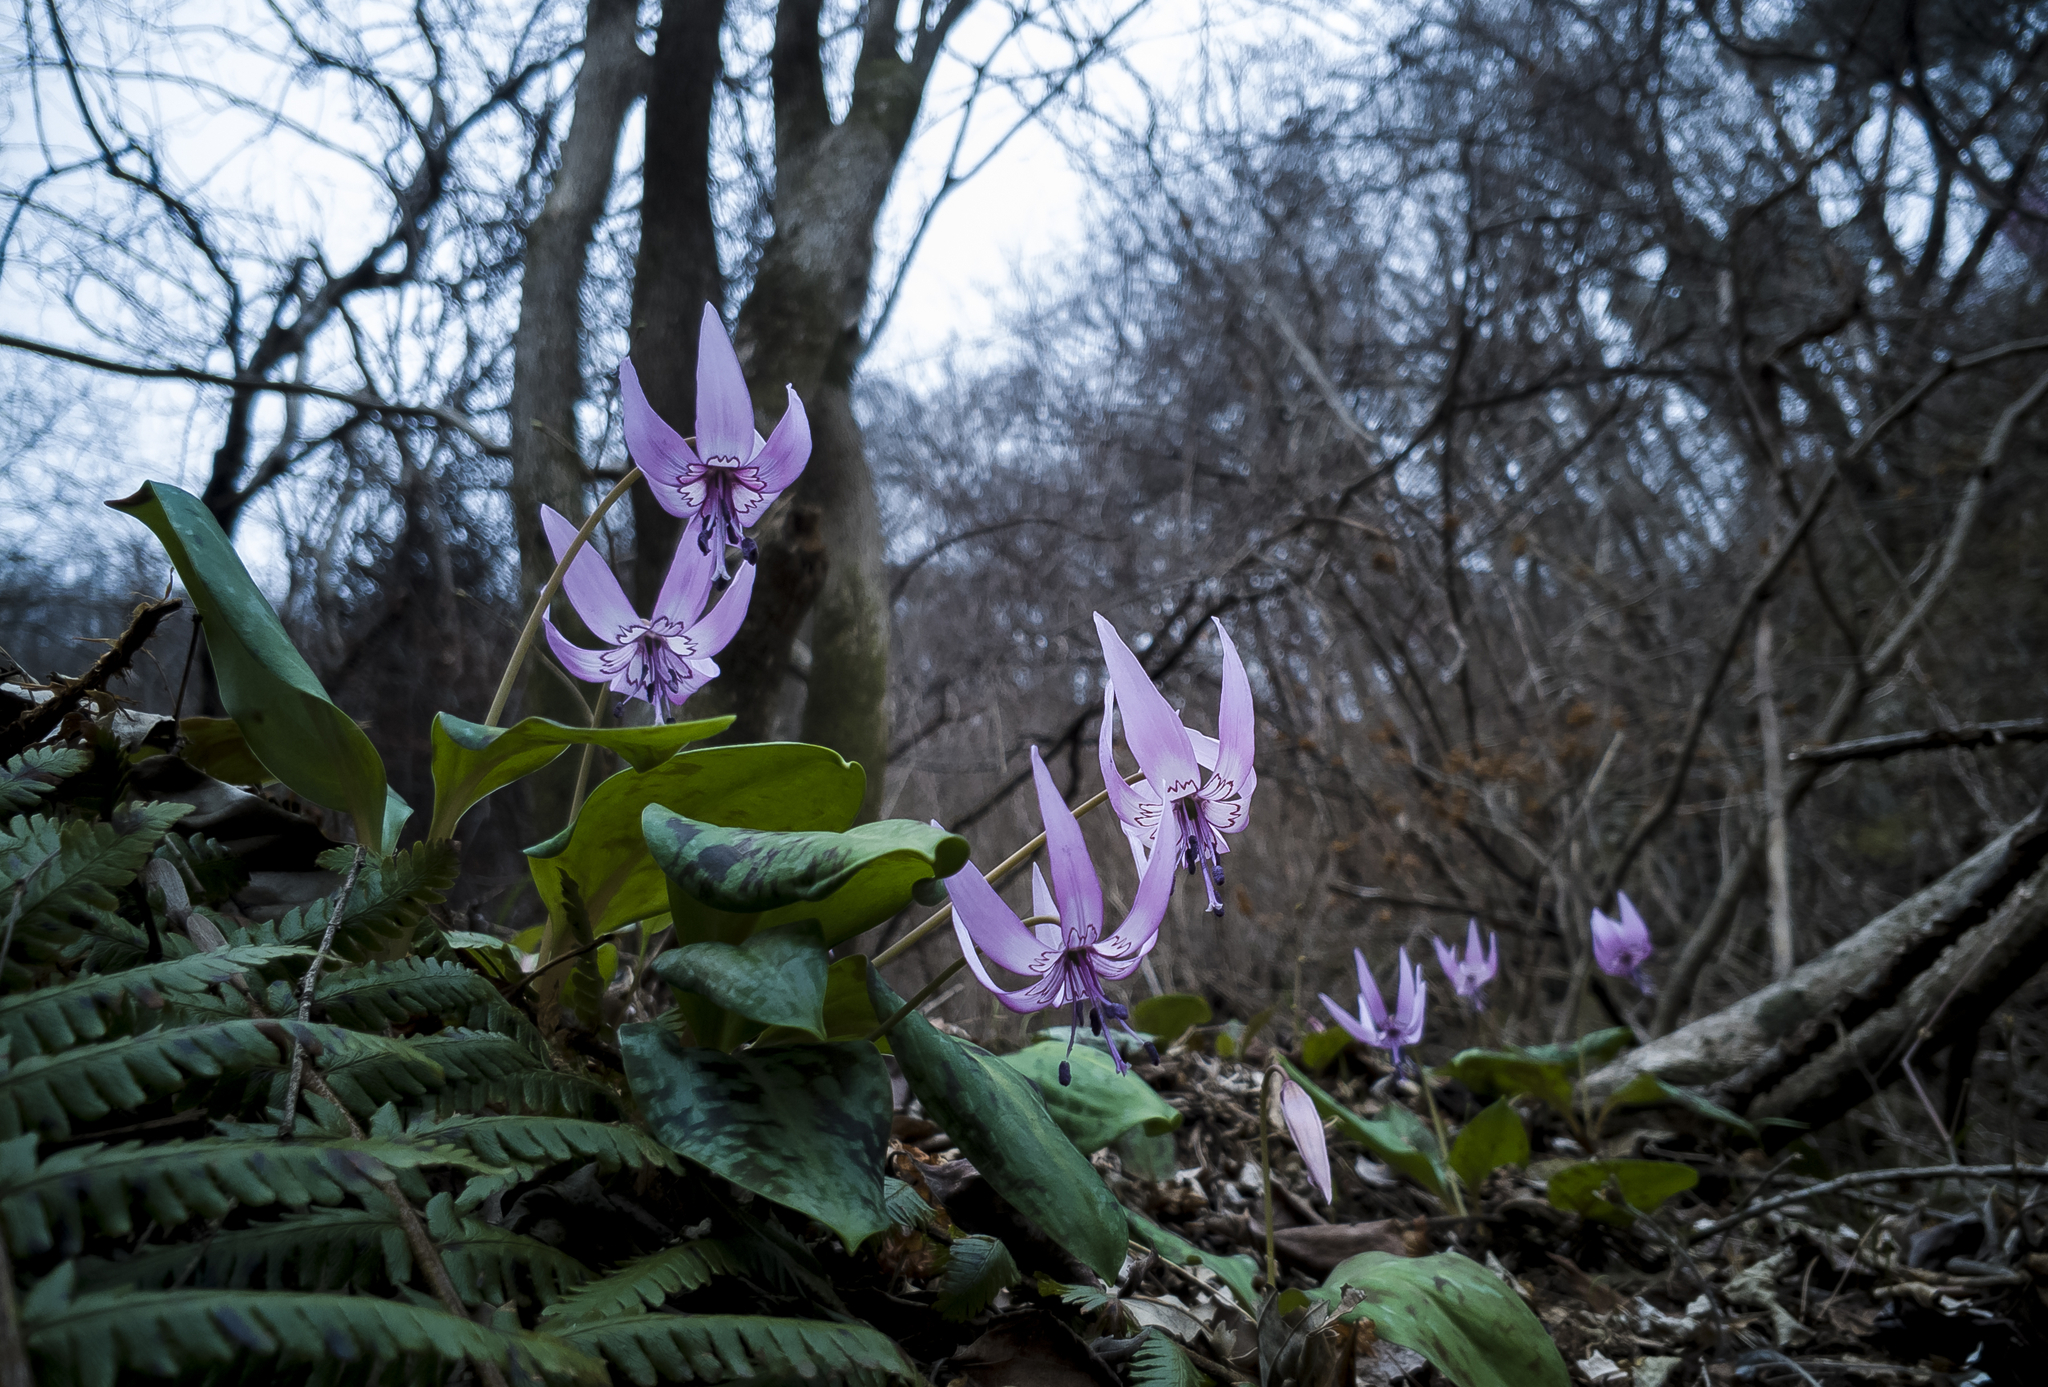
(1313, 1250), (1570, 1387)
(620, 1023), (892, 1251)
(870, 970), (1127, 1280)
(427, 711), (730, 842)
(653, 920), (831, 1039)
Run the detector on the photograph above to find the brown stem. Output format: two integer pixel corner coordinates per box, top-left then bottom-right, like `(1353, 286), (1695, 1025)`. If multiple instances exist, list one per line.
(0, 597), (182, 758)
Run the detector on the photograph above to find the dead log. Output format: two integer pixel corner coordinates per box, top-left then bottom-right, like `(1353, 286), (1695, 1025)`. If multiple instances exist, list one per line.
(1588, 802), (2048, 1111)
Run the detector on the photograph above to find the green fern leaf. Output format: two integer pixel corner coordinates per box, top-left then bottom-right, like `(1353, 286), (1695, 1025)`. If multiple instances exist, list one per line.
(932, 1233), (1020, 1322)
(306, 956), (502, 1030)
(264, 841), (459, 961)
(0, 803), (188, 932)
(409, 1027), (550, 1084)
(549, 1313), (920, 1387)
(22, 1263), (606, 1387)
(0, 946), (308, 1058)
(1130, 1333), (1210, 1387)
(398, 1112), (682, 1187)
(266, 1028), (448, 1116)
(74, 1205), (404, 1294)
(0, 1131), (495, 1256)
(0, 1017), (379, 1139)
(0, 748), (90, 810)
(882, 1175), (941, 1230)
(538, 1240), (744, 1324)
(423, 1067), (614, 1121)
(153, 830), (249, 906)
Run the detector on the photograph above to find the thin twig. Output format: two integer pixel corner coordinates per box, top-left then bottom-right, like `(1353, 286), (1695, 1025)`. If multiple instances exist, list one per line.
(1691, 1162), (2048, 1240)
(277, 845), (366, 1138)
(1788, 718), (2048, 765)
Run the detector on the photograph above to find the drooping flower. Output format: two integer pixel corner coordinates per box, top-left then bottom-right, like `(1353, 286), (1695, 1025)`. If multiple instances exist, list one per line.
(1276, 1076), (1333, 1202)
(948, 746), (1180, 1079)
(1094, 614), (1256, 915)
(1320, 947), (1427, 1070)
(539, 504), (753, 722)
(1433, 919), (1499, 1011)
(619, 304), (811, 578)
(1591, 892), (1655, 995)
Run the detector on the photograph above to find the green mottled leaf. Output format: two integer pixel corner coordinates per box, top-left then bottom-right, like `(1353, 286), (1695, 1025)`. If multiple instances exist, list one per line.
(1433, 1050), (1573, 1116)
(1128, 993), (1211, 1040)
(525, 744), (863, 938)
(757, 954), (887, 1051)
(1447, 1099), (1529, 1195)
(652, 920), (830, 1046)
(1545, 1159), (1698, 1227)
(1000, 1041), (1182, 1154)
(619, 1024), (891, 1252)
(1518, 1027), (1633, 1071)
(1278, 1058), (1445, 1195)
(1114, 1126), (1179, 1182)
(1604, 1072), (1756, 1136)
(1315, 1251), (1569, 1387)
(108, 481), (402, 851)
(870, 971), (1126, 1280)
(427, 712), (729, 842)
(1127, 1210), (1259, 1313)
(643, 807), (968, 948)
(1300, 1025), (1353, 1073)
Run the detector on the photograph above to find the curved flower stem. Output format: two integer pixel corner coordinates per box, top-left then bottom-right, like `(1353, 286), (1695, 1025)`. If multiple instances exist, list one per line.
(484, 468), (642, 727)
(1259, 1067), (1279, 1287)
(871, 771), (1146, 968)
(1418, 1068), (1468, 1217)
(566, 687), (613, 824)
(864, 956), (968, 1042)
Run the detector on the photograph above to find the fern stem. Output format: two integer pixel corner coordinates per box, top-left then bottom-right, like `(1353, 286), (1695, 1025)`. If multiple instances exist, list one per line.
(278, 845), (367, 1139)
(484, 468), (641, 728)
(0, 1235), (30, 1387)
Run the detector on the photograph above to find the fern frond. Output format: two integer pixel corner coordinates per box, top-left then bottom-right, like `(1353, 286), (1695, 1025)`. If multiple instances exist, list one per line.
(0, 748), (90, 810)
(422, 1068), (613, 1121)
(549, 1314), (920, 1387)
(882, 1175), (941, 1231)
(0, 1131), (494, 1256)
(0, 945), (308, 1058)
(1130, 1333), (1210, 1387)
(0, 802), (188, 931)
(269, 1029), (447, 1116)
(259, 842), (459, 961)
(423, 1192), (592, 1307)
(538, 1240), (743, 1324)
(0, 1017), (370, 1139)
(74, 1206), (403, 1294)
(307, 956), (502, 1030)
(399, 1112), (681, 1186)
(932, 1233), (1019, 1322)
(409, 1028), (549, 1084)
(153, 830), (249, 906)
(21, 1264), (606, 1387)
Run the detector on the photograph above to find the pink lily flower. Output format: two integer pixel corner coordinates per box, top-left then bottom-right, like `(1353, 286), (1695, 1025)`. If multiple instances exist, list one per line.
(1591, 892), (1655, 995)
(1094, 614), (1257, 915)
(947, 746), (1180, 1080)
(538, 504), (753, 723)
(1277, 1077), (1333, 1202)
(619, 304), (811, 578)
(1433, 919), (1499, 1011)
(1320, 947), (1427, 1070)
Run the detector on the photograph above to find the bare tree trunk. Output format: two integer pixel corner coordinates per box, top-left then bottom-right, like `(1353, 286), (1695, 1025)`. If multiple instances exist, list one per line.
(1756, 610), (1794, 978)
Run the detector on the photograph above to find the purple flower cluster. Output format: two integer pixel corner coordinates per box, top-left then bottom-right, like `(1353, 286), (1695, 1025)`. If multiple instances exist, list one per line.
(544, 306), (810, 722)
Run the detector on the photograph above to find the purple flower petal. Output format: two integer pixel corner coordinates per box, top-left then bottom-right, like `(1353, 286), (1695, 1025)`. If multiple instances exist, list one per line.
(1320, 992), (1377, 1045)
(619, 357), (702, 505)
(1433, 933), (1460, 984)
(1090, 810), (1180, 964)
(1097, 687), (1155, 835)
(684, 560), (756, 658)
(743, 386), (812, 502)
(944, 853), (1055, 976)
(952, 914), (1068, 1013)
(652, 526), (718, 626)
(1030, 747), (1103, 947)
(540, 505), (638, 643)
(1209, 619), (1256, 793)
(1279, 1078), (1333, 1202)
(1029, 863), (1057, 928)
(1093, 613), (1202, 802)
(541, 616), (615, 685)
(1356, 948), (1389, 1030)
(694, 303), (754, 467)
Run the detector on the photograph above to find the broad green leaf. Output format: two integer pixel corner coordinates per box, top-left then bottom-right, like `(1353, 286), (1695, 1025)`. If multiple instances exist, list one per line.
(651, 920), (830, 1044)
(1300, 1025), (1353, 1073)
(1315, 1251), (1569, 1387)
(643, 808), (968, 948)
(1127, 1210), (1260, 1312)
(109, 481), (399, 850)
(1000, 1041), (1182, 1154)
(1278, 1058), (1445, 1196)
(756, 955), (887, 1051)
(619, 1024), (891, 1252)
(1434, 1050), (1573, 1117)
(426, 712), (730, 841)
(175, 718), (272, 786)
(1544, 1159), (1698, 1227)
(1447, 1099), (1529, 1195)
(1129, 993), (1211, 1039)
(525, 744), (864, 938)
(1113, 1126), (1179, 1182)
(869, 971), (1126, 1279)
(1518, 1027), (1634, 1072)
(1604, 1072), (1757, 1136)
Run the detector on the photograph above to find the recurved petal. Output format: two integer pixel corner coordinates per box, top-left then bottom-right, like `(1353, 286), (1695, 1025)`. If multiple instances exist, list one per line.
(684, 560), (756, 657)
(1092, 807), (1181, 963)
(1030, 747), (1103, 946)
(1356, 948), (1389, 1030)
(542, 617), (618, 687)
(942, 852), (1052, 977)
(1320, 993), (1378, 1046)
(693, 304), (755, 465)
(619, 357), (702, 504)
(1092, 613), (1201, 801)
(748, 386), (812, 494)
(1209, 619), (1256, 791)
(1433, 934), (1459, 984)
(1098, 687), (1150, 831)
(541, 505), (639, 643)
(1618, 891), (1653, 952)
(954, 915), (1065, 1013)
(653, 529), (718, 625)
(1279, 1078), (1333, 1202)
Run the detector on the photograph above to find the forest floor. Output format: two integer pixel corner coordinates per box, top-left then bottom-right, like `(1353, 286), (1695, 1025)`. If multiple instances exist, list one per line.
(882, 1041), (2042, 1387)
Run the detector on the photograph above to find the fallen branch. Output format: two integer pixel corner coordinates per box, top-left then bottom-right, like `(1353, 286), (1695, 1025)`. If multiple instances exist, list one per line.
(0, 597), (182, 758)
(1693, 1163), (2048, 1241)
(1788, 718), (2048, 765)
